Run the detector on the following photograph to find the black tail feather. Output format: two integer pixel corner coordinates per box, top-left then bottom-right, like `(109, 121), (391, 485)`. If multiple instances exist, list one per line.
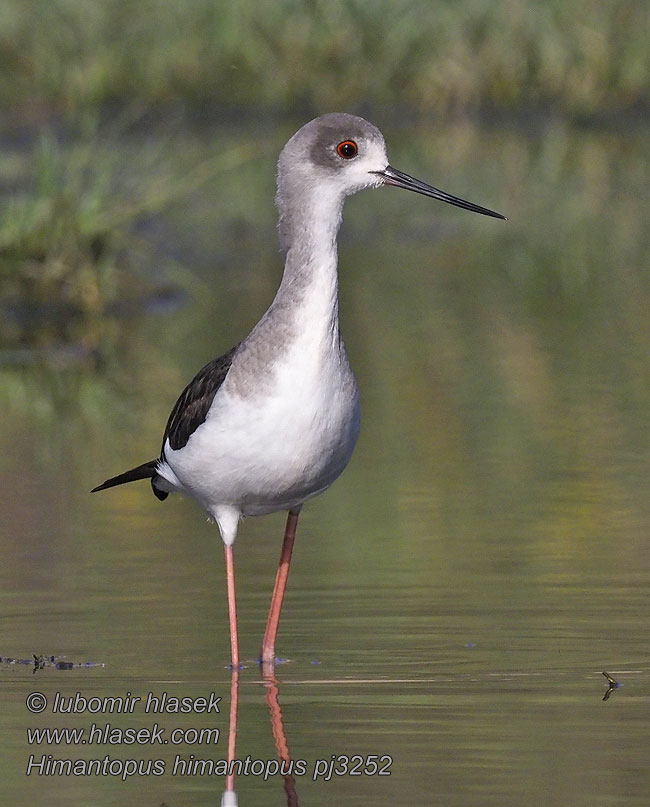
(91, 460), (159, 493)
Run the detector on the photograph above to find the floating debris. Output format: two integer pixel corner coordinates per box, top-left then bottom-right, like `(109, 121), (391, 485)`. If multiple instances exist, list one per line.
(0, 655), (105, 672)
(256, 656), (291, 666)
(602, 671), (622, 701)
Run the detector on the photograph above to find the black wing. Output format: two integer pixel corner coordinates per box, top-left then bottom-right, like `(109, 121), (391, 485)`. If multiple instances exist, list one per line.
(162, 344), (239, 453)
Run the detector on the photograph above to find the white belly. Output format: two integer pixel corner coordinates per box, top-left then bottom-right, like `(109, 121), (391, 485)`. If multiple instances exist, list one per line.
(160, 343), (360, 517)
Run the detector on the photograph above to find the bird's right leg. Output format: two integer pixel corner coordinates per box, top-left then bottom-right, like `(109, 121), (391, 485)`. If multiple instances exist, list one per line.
(224, 544), (240, 670)
(216, 506), (242, 670)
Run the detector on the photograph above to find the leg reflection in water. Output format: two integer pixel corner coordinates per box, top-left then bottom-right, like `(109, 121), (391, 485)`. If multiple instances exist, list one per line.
(220, 667), (300, 806)
(221, 668), (239, 807)
(263, 669), (300, 807)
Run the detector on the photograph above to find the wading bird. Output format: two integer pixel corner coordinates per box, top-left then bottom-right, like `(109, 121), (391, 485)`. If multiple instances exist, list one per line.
(92, 113), (504, 668)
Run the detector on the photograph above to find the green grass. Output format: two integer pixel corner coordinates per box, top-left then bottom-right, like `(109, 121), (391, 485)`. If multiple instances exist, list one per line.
(0, 115), (261, 347)
(1, 0), (648, 119)
(1, 131), (120, 320)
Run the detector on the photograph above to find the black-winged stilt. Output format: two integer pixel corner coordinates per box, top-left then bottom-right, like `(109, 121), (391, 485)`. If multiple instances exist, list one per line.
(92, 113), (505, 669)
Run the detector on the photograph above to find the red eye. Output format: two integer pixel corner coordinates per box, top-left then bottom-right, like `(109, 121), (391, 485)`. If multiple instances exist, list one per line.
(336, 140), (358, 159)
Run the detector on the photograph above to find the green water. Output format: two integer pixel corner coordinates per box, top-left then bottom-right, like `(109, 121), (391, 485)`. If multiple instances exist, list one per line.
(1, 117), (649, 805)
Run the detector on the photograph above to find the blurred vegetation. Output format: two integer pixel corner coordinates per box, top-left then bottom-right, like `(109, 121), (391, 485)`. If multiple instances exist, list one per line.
(0, 0), (648, 120)
(1, 130), (124, 333)
(0, 116), (261, 348)
(0, 0), (648, 355)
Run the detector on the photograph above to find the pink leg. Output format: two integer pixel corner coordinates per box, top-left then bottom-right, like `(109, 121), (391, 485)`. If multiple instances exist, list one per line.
(224, 544), (240, 669)
(260, 509), (300, 665)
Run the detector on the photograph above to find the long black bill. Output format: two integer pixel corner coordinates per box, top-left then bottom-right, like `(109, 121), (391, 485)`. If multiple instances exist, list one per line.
(374, 165), (506, 220)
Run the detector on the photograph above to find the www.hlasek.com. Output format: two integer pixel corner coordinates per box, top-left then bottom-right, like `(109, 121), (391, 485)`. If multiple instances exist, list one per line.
(24, 690), (392, 781)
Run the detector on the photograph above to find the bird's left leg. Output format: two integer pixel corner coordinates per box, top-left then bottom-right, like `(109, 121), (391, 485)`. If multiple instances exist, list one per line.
(260, 508), (301, 666)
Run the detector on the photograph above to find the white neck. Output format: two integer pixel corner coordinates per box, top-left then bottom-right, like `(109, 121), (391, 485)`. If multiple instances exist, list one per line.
(273, 185), (344, 339)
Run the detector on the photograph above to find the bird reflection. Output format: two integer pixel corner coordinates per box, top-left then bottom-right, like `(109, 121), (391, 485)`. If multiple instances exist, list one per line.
(218, 666), (300, 806)
(220, 668), (240, 807)
(263, 668), (300, 806)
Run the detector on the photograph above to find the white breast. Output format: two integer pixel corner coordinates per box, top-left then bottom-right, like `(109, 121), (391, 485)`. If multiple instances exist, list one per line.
(161, 330), (360, 517)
